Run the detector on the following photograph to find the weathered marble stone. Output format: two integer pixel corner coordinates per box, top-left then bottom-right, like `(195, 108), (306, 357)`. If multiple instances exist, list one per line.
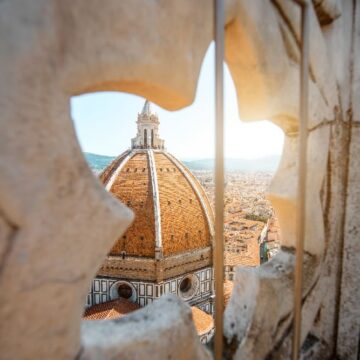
(224, 250), (319, 360)
(81, 295), (212, 360)
(0, 0), (359, 359)
(268, 126), (330, 256)
(313, 0), (342, 25)
(337, 126), (360, 359)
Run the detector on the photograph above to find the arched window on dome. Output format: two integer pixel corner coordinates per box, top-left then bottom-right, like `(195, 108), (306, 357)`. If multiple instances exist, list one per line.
(144, 129), (148, 147)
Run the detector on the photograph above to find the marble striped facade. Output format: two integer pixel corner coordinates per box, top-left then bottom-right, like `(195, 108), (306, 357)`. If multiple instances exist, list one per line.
(86, 266), (214, 314)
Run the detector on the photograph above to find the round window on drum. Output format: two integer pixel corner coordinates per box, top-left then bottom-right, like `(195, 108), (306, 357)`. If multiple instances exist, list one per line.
(178, 274), (199, 301)
(110, 281), (137, 303)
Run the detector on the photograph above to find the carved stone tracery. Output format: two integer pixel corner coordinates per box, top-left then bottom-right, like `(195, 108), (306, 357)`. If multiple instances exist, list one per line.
(0, 0), (358, 359)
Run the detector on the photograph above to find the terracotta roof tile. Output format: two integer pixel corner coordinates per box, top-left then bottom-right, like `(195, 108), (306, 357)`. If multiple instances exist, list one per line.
(100, 150), (213, 259)
(108, 152), (156, 257)
(83, 298), (140, 321)
(191, 306), (214, 335)
(83, 299), (213, 337)
(224, 280), (234, 307)
(155, 152), (211, 256)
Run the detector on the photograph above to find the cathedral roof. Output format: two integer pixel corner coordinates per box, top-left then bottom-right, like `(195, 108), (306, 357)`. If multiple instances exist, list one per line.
(83, 298), (140, 320)
(191, 306), (214, 336)
(99, 149), (214, 259)
(97, 100), (214, 282)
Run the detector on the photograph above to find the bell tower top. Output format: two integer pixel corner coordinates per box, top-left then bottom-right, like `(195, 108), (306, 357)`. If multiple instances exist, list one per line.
(131, 100), (165, 150)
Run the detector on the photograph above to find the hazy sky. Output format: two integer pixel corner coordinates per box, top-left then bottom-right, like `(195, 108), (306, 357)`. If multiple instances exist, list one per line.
(71, 43), (284, 160)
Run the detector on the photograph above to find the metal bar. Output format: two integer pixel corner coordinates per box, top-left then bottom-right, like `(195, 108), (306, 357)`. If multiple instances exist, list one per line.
(214, 0), (225, 359)
(292, 1), (310, 359)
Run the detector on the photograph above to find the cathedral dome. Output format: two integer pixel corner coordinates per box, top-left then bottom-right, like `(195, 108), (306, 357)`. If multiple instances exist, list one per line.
(100, 150), (214, 258)
(97, 100), (214, 283)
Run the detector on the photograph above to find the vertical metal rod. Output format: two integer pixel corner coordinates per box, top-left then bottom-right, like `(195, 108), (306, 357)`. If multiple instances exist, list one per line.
(214, 0), (225, 359)
(292, 1), (310, 359)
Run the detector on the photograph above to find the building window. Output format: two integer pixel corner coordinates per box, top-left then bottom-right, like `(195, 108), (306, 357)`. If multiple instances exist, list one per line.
(144, 129), (147, 147)
(110, 281), (137, 303)
(180, 277), (192, 293)
(178, 274), (199, 301)
(118, 284), (133, 299)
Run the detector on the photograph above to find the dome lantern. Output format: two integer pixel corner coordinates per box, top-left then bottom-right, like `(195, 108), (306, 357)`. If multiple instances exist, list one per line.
(131, 100), (165, 150)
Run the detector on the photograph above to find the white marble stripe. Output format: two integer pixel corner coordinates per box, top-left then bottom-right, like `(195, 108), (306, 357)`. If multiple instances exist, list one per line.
(147, 150), (163, 253)
(104, 150), (133, 191)
(164, 152), (214, 237)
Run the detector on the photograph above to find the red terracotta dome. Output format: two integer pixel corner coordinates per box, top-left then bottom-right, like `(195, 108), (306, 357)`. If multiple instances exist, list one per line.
(100, 150), (214, 259)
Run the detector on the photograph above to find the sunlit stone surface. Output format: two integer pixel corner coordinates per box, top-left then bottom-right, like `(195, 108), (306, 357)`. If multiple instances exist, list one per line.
(0, 0), (359, 359)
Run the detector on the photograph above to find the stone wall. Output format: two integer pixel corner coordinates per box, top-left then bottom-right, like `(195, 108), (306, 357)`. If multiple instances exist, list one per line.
(0, 0), (359, 359)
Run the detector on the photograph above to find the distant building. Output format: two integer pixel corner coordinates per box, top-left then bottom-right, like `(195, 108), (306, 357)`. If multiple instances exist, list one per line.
(260, 217), (281, 263)
(84, 100), (215, 344)
(224, 219), (266, 280)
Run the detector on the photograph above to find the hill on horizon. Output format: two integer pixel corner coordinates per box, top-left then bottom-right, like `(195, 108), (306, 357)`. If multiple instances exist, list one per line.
(84, 152), (281, 173)
(183, 155), (280, 172)
(84, 152), (116, 173)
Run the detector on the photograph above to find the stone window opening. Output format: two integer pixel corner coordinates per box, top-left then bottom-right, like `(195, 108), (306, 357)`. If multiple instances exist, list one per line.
(180, 277), (192, 293)
(109, 281), (137, 304)
(118, 284), (133, 299)
(144, 129), (148, 147)
(178, 274), (199, 301)
(7, 2), (355, 358)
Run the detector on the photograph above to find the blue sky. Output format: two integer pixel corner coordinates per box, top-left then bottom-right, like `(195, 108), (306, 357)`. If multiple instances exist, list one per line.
(71, 43), (284, 160)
